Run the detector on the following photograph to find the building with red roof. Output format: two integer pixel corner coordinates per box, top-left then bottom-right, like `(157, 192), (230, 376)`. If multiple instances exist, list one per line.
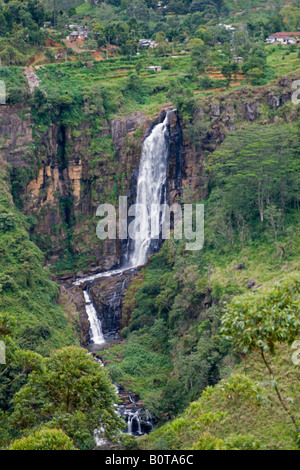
(266, 32), (300, 45)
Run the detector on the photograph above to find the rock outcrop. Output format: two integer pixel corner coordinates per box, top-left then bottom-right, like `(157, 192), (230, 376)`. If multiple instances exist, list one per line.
(179, 75), (297, 201)
(58, 282), (90, 346)
(3, 102), (181, 270)
(89, 270), (136, 341)
(0, 105), (33, 167)
(1, 73), (297, 281)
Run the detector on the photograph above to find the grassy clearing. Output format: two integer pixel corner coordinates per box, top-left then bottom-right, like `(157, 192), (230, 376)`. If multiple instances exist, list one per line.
(266, 45), (300, 77)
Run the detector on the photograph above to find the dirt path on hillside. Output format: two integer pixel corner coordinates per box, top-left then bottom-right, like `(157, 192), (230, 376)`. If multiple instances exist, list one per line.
(24, 67), (40, 93)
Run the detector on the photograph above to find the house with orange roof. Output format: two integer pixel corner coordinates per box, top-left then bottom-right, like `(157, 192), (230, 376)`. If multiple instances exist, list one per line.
(266, 32), (300, 45)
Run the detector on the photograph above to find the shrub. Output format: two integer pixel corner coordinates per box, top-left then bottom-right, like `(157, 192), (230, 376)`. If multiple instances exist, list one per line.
(0, 213), (16, 232)
(8, 428), (77, 450)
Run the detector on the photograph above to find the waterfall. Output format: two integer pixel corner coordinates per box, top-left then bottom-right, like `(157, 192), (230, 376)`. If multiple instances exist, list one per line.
(83, 290), (105, 346)
(75, 111), (173, 346)
(126, 411), (141, 436)
(117, 394), (154, 437)
(74, 110), (173, 289)
(128, 112), (171, 268)
(74, 111), (174, 444)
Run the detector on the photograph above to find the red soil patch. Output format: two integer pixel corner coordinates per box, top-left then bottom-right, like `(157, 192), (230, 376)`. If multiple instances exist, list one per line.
(205, 67), (246, 81)
(46, 39), (62, 47)
(63, 39), (85, 53)
(26, 53), (45, 66)
(93, 50), (105, 61)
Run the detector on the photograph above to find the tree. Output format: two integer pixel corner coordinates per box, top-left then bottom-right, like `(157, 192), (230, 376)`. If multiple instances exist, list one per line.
(208, 123), (300, 227)
(221, 63), (234, 88)
(67, 7), (76, 17)
(189, 38), (209, 74)
(242, 43), (267, 83)
(10, 346), (124, 450)
(45, 48), (55, 62)
(56, 10), (68, 32)
(264, 204), (284, 254)
(232, 30), (248, 55)
(86, 39), (98, 51)
(1, 47), (17, 66)
(196, 25), (231, 46)
(127, 0), (149, 21)
(135, 60), (143, 75)
(155, 31), (170, 56)
(167, 83), (196, 123)
(8, 428), (77, 450)
(247, 66), (264, 85)
(279, 6), (300, 31)
(122, 73), (148, 104)
(121, 39), (138, 59)
(221, 275), (300, 435)
(184, 119), (210, 150)
(0, 313), (43, 415)
(93, 24), (106, 47)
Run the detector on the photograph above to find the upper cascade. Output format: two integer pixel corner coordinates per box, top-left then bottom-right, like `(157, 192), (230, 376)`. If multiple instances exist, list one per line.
(74, 110), (174, 287)
(127, 111), (172, 268)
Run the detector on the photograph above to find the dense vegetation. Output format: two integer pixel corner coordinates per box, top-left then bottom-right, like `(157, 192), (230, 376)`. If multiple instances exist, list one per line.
(103, 182), (300, 423)
(0, 325), (124, 449)
(138, 276), (300, 449)
(0, 158), (78, 357)
(101, 98), (300, 447)
(0, 0), (300, 452)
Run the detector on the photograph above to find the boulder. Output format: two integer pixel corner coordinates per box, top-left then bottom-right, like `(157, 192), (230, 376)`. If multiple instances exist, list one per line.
(233, 263), (246, 271)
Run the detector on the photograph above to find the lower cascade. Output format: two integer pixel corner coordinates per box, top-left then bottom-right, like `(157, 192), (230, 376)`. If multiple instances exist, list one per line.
(74, 111), (175, 445)
(117, 390), (154, 437)
(83, 290), (105, 346)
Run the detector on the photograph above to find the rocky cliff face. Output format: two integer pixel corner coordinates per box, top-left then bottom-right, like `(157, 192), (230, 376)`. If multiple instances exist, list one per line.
(179, 76), (296, 201)
(1, 73), (297, 346)
(67, 107), (182, 346)
(0, 105), (33, 167)
(3, 102), (181, 272)
(89, 270), (136, 341)
(1, 75), (295, 273)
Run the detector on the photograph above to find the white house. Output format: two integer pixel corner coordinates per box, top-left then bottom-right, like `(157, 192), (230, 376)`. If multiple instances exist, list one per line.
(266, 32), (300, 45)
(147, 66), (162, 72)
(139, 39), (156, 49)
(218, 23), (236, 32)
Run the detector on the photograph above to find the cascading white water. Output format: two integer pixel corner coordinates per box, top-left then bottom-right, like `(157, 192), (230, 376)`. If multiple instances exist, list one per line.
(126, 410), (142, 436)
(83, 290), (105, 345)
(118, 394), (153, 437)
(75, 113), (173, 444)
(75, 112), (172, 348)
(74, 110), (172, 289)
(128, 112), (170, 268)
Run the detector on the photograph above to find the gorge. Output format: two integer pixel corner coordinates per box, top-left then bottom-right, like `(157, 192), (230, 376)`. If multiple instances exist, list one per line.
(74, 110), (178, 441)
(1, 65), (299, 449)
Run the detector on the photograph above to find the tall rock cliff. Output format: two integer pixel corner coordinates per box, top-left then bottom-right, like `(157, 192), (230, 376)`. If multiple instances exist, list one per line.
(0, 73), (297, 277)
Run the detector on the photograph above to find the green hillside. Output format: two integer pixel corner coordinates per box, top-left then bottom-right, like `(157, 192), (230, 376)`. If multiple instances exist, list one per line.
(1, 0), (300, 453)
(0, 158), (79, 356)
